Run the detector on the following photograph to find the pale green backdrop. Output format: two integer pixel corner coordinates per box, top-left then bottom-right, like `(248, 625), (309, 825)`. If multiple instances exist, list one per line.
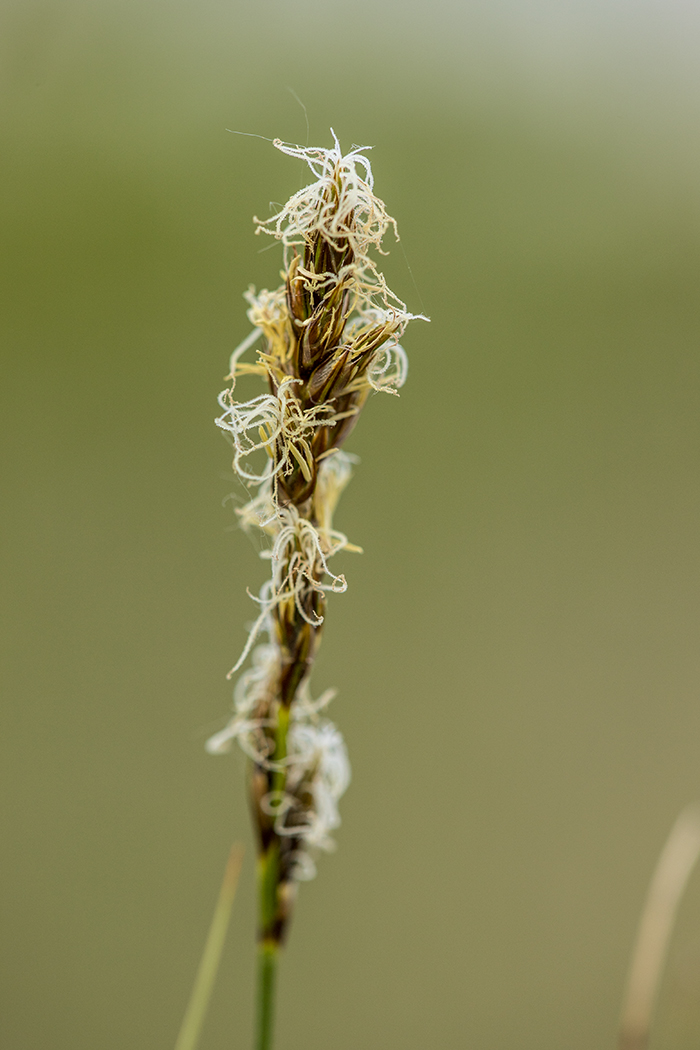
(3, 2), (700, 1048)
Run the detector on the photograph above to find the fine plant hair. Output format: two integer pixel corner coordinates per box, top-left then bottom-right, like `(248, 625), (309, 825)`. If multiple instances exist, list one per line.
(207, 131), (426, 1049)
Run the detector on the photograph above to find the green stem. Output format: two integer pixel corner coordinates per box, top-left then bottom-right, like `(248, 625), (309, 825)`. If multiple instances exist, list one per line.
(271, 704), (289, 796)
(255, 939), (278, 1050)
(253, 706), (288, 1050)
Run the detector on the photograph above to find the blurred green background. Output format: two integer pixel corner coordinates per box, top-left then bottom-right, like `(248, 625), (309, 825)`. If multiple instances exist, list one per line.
(3, 1), (700, 1047)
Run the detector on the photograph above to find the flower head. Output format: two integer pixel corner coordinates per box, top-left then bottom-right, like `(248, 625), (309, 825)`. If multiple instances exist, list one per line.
(212, 134), (423, 928)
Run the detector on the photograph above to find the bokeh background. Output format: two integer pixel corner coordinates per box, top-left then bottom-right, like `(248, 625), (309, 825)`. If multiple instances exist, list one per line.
(3, 1), (700, 1047)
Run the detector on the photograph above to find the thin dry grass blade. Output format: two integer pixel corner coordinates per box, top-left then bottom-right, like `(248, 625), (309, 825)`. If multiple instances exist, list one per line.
(619, 803), (700, 1050)
(174, 843), (245, 1050)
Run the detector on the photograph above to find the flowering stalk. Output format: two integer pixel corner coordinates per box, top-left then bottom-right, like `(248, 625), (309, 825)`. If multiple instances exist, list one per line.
(207, 132), (425, 1049)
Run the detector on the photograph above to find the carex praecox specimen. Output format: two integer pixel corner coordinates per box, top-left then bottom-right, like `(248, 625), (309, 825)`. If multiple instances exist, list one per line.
(207, 131), (426, 1045)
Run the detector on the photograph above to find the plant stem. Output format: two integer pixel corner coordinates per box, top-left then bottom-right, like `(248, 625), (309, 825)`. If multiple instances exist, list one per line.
(272, 704), (290, 797)
(619, 802), (700, 1050)
(174, 843), (244, 1050)
(255, 939), (278, 1050)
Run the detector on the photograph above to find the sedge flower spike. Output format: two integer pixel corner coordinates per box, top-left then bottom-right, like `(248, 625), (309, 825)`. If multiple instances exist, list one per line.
(209, 132), (426, 1042)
